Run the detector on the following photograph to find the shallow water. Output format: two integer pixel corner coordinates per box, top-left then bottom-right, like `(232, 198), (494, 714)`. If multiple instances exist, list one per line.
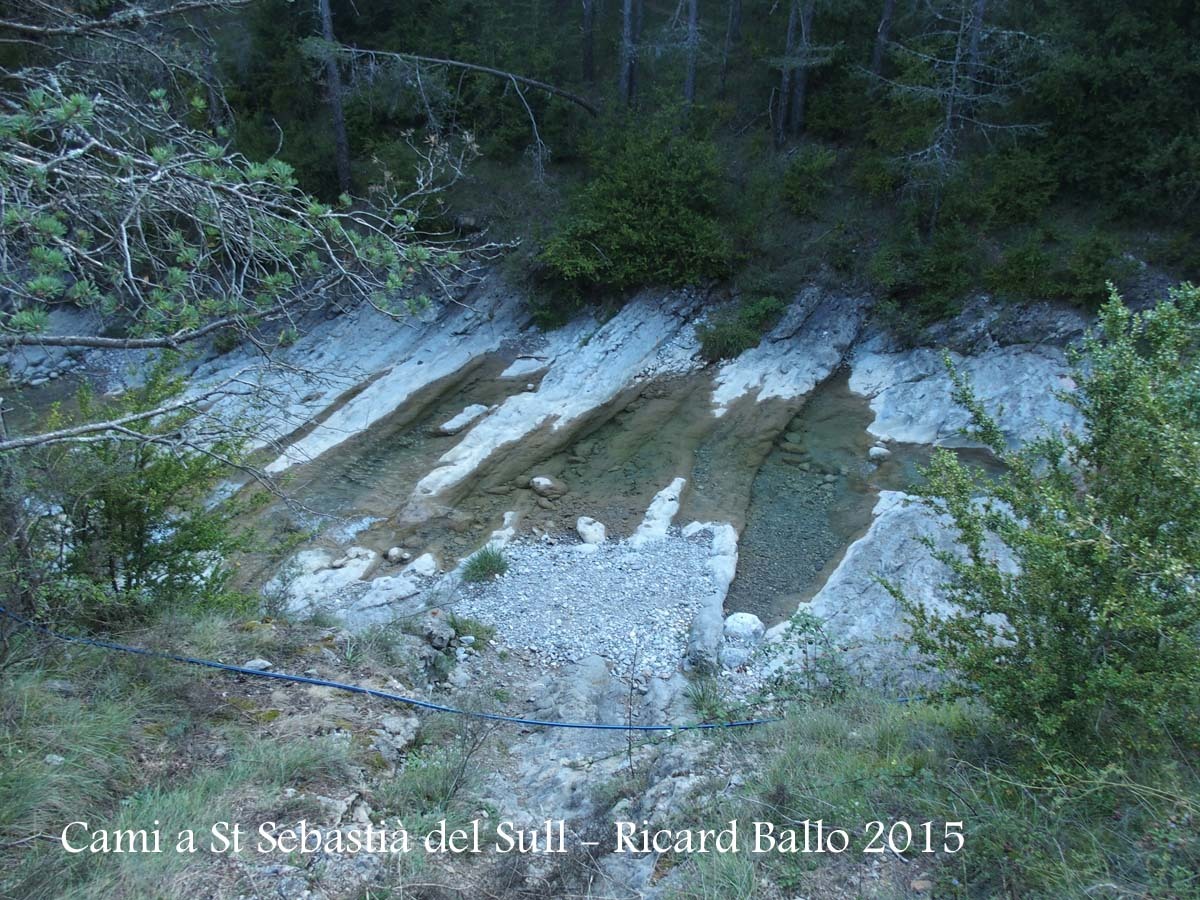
(723, 370), (1006, 626)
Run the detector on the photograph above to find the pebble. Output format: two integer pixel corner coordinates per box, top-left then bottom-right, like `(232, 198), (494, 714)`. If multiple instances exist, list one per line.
(455, 531), (716, 678)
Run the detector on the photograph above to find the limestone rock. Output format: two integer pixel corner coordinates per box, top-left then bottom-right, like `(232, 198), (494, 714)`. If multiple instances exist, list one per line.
(422, 615), (455, 651)
(576, 516), (608, 545)
(404, 553), (439, 578)
(720, 612), (765, 669)
(378, 714), (419, 749)
(436, 403), (492, 436)
(529, 475), (568, 499)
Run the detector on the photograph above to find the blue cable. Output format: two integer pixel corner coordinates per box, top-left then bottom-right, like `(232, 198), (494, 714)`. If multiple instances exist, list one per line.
(0, 606), (778, 733)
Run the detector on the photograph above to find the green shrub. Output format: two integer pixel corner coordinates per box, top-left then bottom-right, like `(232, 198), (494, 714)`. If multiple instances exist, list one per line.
(1054, 230), (1134, 307)
(696, 294), (788, 362)
(539, 119), (732, 298)
(850, 151), (901, 198)
(895, 285), (1200, 758)
(867, 222), (979, 326)
(985, 233), (1056, 299)
(676, 690), (1200, 899)
(462, 546), (508, 582)
(25, 360), (247, 626)
(781, 145), (836, 218)
(983, 147), (1059, 225)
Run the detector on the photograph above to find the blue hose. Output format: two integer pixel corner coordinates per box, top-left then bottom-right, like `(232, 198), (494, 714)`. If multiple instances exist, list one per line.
(0, 605), (778, 733)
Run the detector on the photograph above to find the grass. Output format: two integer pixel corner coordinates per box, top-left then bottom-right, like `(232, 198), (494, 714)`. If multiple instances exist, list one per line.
(670, 691), (1200, 899)
(695, 295), (788, 362)
(448, 614), (496, 645)
(0, 608), (494, 899)
(461, 546), (508, 583)
(684, 675), (733, 724)
(0, 626), (354, 899)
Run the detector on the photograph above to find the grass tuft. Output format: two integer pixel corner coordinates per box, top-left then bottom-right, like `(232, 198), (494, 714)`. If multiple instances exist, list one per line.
(461, 546), (508, 582)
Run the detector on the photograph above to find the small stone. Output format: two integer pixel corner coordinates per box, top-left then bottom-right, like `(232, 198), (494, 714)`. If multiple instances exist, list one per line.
(386, 547), (412, 564)
(459, 635), (476, 646)
(404, 553), (438, 577)
(243, 658), (273, 671)
(44, 754), (66, 767)
(910, 879), (933, 893)
(868, 445), (892, 461)
(576, 516), (607, 544)
(529, 475), (568, 499)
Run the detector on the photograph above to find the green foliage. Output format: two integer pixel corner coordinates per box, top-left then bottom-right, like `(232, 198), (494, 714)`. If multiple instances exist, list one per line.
(695, 295), (787, 362)
(29, 361), (247, 625)
(985, 232), (1056, 299)
(985, 229), (1136, 305)
(1055, 230), (1135, 308)
(447, 613), (496, 644)
(1036, 3), (1200, 218)
(868, 221), (980, 326)
(539, 120), (732, 299)
(894, 285), (1200, 759)
(983, 147), (1059, 225)
(678, 690), (1200, 899)
(462, 546), (508, 582)
(781, 145), (836, 218)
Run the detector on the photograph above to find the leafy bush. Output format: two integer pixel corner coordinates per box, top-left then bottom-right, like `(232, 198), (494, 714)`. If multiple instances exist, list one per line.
(539, 120), (732, 298)
(781, 145), (837, 217)
(26, 361), (247, 625)
(983, 147), (1059, 225)
(678, 689), (1200, 898)
(1054, 230), (1134, 307)
(895, 285), (1200, 758)
(985, 233), (1056, 299)
(867, 222), (980, 326)
(462, 546), (508, 582)
(696, 295), (788, 361)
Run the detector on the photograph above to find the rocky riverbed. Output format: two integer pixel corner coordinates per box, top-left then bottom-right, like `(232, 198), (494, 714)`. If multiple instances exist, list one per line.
(4, 272), (1092, 899)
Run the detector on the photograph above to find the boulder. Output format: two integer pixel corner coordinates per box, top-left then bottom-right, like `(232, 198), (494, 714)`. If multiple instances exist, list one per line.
(576, 516), (608, 545)
(404, 553), (438, 577)
(868, 445), (892, 461)
(422, 615), (455, 651)
(720, 612), (766, 669)
(529, 475), (568, 499)
(379, 714), (419, 746)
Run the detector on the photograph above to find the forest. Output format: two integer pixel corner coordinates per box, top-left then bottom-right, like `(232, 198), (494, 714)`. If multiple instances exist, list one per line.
(1, 1), (1198, 898)
(219, 0), (1200, 329)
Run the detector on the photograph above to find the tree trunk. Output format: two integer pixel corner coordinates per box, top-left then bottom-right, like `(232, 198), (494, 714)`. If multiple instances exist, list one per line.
(775, 0), (800, 148)
(618, 0), (635, 105)
(719, 0), (742, 96)
(316, 0), (351, 195)
(789, 0), (816, 135)
(581, 0), (596, 82)
(965, 0), (988, 91)
(630, 0), (645, 100)
(870, 0), (895, 75)
(683, 0), (699, 105)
